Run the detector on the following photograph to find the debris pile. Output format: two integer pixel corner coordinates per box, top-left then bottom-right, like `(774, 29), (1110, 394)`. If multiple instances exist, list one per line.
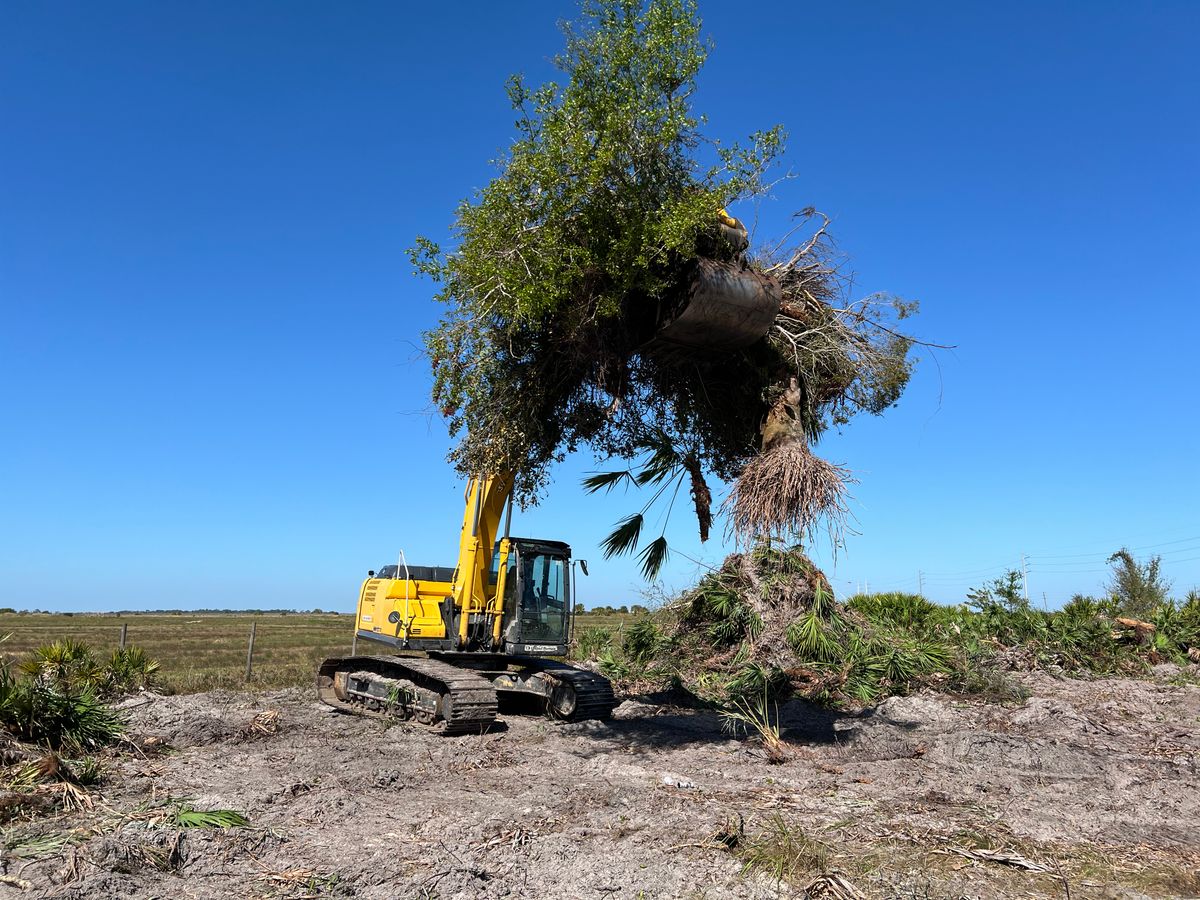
(657, 544), (955, 706)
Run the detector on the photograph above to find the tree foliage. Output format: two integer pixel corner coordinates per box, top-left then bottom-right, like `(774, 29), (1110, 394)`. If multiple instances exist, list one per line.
(413, 0), (920, 543)
(1106, 548), (1171, 619)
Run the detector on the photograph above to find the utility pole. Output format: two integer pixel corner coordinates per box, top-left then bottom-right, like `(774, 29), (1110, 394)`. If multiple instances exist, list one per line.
(1021, 554), (1030, 604)
(918, 570), (925, 597)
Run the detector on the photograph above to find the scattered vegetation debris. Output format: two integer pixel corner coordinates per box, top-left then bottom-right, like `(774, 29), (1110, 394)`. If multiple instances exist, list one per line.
(939, 845), (1052, 873)
(254, 868), (345, 895)
(2, 826), (80, 859)
(0, 749), (103, 825)
(804, 872), (866, 900)
(712, 814), (744, 850)
(170, 804), (250, 829)
(0, 670), (1195, 898)
(240, 708), (282, 739)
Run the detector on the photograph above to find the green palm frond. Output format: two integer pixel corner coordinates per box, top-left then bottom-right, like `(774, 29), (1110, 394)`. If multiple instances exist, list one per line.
(785, 612), (840, 663)
(173, 806), (249, 829)
(601, 514), (644, 559)
(632, 429), (683, 486)
(635, 452), (680, 486)
(638, 536), (670, 580)
(582, 470), (635, 493)
(596, 647), (629, 680)
(810, 583), (834, 618)
(622, 619), (662, 664)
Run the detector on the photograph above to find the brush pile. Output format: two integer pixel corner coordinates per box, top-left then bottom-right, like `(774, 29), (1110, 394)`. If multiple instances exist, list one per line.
(413, 0), (920, 547)
(663, 544), (955, 705)
(575, 543), (960, 706)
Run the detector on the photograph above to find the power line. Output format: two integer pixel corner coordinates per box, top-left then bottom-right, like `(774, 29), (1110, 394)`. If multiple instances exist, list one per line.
(1032, 543), (1200, 568)
(1032, 532), (1200, 561)
(838, 532), (1200, 597)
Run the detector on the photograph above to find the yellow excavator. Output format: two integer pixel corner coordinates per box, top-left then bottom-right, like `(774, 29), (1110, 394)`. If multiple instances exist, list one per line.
(316, 472), (616, 733)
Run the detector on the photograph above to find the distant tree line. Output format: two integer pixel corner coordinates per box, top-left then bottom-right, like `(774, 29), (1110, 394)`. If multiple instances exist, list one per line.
(578, 604), (649, 616)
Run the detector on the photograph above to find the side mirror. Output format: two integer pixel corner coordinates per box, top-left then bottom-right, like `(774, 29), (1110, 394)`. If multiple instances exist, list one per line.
(368, 570), (375, 578)
(579, 560), (589, 576)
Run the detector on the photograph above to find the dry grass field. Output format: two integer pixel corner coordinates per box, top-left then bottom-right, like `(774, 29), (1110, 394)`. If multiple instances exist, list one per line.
(0, 612), (356, 693)
(0, 610), (637, 694)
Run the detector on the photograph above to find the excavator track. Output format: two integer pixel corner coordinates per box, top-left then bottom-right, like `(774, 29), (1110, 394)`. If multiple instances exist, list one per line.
(515, 658), (618, 722)
(316, 655), (497, 736)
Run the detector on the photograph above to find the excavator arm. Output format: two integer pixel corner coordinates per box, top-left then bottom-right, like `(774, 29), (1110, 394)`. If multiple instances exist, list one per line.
(452, 472), (515, 648)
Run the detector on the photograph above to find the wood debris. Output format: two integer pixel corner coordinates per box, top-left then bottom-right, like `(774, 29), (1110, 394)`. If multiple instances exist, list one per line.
(939, 845), (1052, 872)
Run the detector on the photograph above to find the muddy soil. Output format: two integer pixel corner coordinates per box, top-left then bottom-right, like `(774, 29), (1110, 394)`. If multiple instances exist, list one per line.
(3, 668), (1198, 899)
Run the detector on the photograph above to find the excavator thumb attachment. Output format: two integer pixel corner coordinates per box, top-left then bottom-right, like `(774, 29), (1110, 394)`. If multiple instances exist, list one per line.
(646, 257), (781, 355)
(644, 212), (781, 357)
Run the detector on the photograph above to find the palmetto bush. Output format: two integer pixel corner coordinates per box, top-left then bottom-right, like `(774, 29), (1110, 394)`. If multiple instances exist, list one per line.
(18, 639), (159, 697)
(0, 666), (124, 752)
(621, 619), (663, 666)
(104, 646), (161, 694)
(846, 592), (942, 631)
(0, 639), (160, 753)
(573, 626), (614, 662)
(18, 638), (104, 691)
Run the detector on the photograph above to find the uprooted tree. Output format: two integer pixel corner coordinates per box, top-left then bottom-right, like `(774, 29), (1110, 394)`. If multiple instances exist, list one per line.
(411, 0), (923, 574)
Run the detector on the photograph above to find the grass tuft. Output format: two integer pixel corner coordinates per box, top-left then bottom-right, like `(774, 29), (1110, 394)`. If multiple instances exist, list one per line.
(721, 688), (788, 763)
(738, 815), (829, 886)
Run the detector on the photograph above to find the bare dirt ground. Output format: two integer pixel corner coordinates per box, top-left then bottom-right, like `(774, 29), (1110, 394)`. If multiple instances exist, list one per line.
(5, 667), (1199, 899)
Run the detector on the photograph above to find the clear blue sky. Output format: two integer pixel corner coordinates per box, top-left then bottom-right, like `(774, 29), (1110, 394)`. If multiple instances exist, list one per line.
(2, 2), (1198, 612)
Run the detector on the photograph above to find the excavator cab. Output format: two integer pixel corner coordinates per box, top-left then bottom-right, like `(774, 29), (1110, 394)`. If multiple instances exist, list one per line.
(496, 539), (572, 655)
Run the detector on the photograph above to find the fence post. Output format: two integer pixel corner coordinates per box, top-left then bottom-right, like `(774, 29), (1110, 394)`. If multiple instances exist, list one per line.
(119, 622), (128, 650)
(244, 621), (257, 682)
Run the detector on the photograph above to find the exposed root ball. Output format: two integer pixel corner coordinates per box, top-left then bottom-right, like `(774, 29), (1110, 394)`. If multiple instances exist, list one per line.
(725, 440), (852, 544)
